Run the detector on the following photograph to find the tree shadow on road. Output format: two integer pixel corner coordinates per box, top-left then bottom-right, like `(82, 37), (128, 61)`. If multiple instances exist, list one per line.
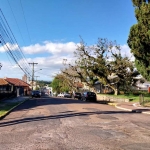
(11, 97), (111, 112)
(0, 110), (136, 127)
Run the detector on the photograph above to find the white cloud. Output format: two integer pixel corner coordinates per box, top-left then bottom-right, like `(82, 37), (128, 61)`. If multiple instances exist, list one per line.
(0, 41), (78, 81)
(0, 42), (134, 81)
(0, 43), (18, 52)
(120, 44), (134, 60)
(22, 41), (78, 56)
(105, 44), (134, 61)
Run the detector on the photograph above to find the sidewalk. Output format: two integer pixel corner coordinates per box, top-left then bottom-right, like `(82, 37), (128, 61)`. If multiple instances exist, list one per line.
(1, 96), (29, 103)
(115, 102), (150, 115)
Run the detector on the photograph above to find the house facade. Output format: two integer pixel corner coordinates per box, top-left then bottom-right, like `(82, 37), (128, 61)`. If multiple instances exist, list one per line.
(0, 78), (13, 100)
(3, 78), (31, 97)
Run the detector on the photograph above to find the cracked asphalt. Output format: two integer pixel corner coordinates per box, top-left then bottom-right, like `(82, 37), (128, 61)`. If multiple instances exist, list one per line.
(0, 96), (150, 150)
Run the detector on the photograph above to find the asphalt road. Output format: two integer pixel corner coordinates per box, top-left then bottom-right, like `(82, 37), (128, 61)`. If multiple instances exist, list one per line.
(0, 96), (150, 150)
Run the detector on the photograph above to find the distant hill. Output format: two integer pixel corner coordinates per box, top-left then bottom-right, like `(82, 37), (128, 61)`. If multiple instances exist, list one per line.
(37, 80), (52, 86)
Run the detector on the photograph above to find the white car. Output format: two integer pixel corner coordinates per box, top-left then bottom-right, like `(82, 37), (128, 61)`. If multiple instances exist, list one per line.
(57, 93), (64, 97)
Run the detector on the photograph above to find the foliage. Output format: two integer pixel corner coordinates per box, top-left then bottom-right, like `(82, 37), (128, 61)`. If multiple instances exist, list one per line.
(38, 80), (51, 87)
(72, 38), (138, 95)
(128, 0), (150, 80)
(51, 74), (72, 93)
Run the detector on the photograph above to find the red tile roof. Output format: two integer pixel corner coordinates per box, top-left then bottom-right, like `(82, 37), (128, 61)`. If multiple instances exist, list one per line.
(74, 82), (83, 88)
(0, 78), (9, 86)
(5, 78), (30, 87)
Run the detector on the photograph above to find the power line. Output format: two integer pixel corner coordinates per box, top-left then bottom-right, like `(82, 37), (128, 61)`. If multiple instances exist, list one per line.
(0, 9), (32, 77)
(7, 0), (25, 44)
(0, 35), (29, 76)
(19, 0), (32, 43)
(0, 9), (31, 72)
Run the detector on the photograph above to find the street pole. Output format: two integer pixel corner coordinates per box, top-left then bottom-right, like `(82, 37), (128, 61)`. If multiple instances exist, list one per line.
(35, 76), (39, 90)
(29, 62), (38, 90)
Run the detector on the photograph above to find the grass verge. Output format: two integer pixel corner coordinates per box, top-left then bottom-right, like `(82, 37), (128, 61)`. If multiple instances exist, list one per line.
(0, 102), (20, 117)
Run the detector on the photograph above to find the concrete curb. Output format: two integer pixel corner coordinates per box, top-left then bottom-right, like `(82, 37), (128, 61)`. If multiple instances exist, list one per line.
(108, 102), (132, 111)
(142, 111), (150, 115)
(108, 102), (150, 115)
(115, 105), (132, 112)
(0, 98), (29, 120)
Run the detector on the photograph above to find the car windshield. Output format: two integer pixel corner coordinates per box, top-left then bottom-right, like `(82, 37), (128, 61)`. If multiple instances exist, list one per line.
(32, 91), (40, 93)
(75, 93), (81, 95)
(87, 92), (95, 95)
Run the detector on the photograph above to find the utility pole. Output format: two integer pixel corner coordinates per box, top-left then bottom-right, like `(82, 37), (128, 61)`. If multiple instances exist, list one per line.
(29, 62), (38, 90)
(35, 76), (39, 90)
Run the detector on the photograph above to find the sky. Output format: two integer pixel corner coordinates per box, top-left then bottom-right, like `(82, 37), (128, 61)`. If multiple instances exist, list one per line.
(0, 0), (137, 81)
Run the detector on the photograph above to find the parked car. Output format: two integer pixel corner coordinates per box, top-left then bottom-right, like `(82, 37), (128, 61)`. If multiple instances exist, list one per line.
(81, 91), (97, 102)
(32, 90), (41, 98)
(74, 92), (82, 99)
(64, 93), (72, 98)
(57, 93), (64, 97)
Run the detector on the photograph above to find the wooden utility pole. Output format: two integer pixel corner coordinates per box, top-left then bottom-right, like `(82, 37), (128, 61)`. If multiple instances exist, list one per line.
(35, 76), (39, 90)
(29, 62), (38, 90)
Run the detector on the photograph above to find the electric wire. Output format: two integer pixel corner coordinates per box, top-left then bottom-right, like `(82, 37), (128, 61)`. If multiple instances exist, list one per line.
(0, 9), (31, 74)
(0, 9), (31, 72)
(0, 35), (28, 76)
(19, 0), (32, 43)
(7, 0), (25, 44)
(0, 20), (31, 76)
(0, 9), (32, 77)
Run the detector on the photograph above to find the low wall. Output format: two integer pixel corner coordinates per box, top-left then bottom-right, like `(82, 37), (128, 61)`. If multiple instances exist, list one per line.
(97, 95), (129, 102)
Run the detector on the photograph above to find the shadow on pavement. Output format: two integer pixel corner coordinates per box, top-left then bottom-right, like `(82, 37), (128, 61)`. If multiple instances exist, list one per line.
(11, 96), (101, 112)
(0, 110), (135, 127)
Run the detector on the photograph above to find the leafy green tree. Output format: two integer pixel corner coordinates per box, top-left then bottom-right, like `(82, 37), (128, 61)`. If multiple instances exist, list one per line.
(38, 80), (51, 87)
(127, 0), (150, 80)
(51, 74), (73, 93)
(51, 78), (61, 94)
(73, 38), (138, 95)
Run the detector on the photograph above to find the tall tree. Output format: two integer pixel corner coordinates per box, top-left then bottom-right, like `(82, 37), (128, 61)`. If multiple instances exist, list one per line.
(51, 73), (74, 93)
(73, 38), (138, 95)
(127, 0), (150, 80)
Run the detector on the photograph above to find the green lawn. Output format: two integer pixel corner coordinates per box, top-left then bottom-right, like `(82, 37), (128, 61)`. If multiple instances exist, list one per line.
(0, 102), (20, 117)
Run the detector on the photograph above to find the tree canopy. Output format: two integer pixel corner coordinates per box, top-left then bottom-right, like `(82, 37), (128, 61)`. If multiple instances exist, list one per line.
(51, 73), (75, 93)
(63, 38), (138, 95)
(128, 0), (150, 80)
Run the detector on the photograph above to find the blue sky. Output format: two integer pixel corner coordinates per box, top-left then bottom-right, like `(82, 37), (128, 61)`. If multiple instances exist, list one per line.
(0, 0), (136, 81)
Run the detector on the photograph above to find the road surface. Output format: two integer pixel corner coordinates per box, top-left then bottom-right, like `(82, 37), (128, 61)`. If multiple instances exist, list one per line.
(0, 96), (150, 150)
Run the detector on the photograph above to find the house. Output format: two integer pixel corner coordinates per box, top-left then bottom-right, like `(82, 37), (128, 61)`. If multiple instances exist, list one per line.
(0, 78), (10, 91)
(74, 82), (84, 91)
(4, 77), (31, 96)
(0, 78), (13, 100)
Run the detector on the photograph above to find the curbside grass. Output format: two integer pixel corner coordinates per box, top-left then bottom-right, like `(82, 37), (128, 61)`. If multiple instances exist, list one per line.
(0, 98), (29, 120)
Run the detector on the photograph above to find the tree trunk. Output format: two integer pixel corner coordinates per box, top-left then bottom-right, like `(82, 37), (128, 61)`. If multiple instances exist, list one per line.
(109, 85), (118, 95)
(114, 89), (118, 95)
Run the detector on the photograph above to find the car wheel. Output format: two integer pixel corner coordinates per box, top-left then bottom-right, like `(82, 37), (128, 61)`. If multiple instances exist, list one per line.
(83, 97), (86, 101)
